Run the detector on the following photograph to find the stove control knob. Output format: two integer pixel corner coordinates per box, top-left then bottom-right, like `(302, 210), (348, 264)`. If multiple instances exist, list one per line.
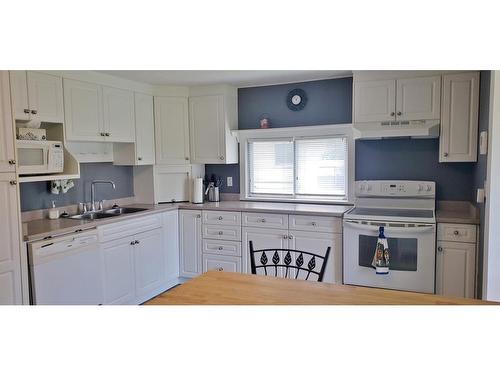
(367, 184), (372, 192)
(418, 184), (424, 192)
(360, 184), (366, 191)
(426, 185), (432, 192)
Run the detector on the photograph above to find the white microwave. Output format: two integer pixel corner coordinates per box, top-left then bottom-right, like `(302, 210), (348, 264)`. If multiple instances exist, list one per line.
(16, 140), (64, 175)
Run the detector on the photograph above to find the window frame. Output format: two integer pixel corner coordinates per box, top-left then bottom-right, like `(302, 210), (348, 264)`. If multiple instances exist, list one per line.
(237, 124), (355, 204)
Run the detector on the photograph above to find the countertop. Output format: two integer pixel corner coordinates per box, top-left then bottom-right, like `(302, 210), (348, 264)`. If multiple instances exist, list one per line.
(178, 201), (352, 217)
(436, 201), (480, 225)
(22, 201), (352, 242)
(146, 271), (494, 305)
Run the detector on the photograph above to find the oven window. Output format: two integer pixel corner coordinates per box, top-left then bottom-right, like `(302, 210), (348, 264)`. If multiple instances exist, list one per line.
(358, 235), (418, 271)
(18, 148), (44, 166)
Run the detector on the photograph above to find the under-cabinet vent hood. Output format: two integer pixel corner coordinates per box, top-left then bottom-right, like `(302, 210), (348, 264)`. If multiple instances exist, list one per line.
(353, 120), (440, 140)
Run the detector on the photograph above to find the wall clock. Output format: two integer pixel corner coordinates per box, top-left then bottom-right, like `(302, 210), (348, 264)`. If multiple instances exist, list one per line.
(286, 88), (307, 111)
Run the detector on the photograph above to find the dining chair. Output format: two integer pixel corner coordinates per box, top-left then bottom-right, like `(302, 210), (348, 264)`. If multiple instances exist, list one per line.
(249, 241), (331, 282)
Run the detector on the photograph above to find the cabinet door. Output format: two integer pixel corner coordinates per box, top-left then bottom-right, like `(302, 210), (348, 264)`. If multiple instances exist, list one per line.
(436, 241), (476, 298)
(439, 72), (480, 162)
(101, 237), (135, 304)
(202, 254), (242, 273)
(133, 228), (165, 299)
(242, 227), (289, 277)
(154, 96), (190, 165)
(179, 210), (202, 278)
(353, 80), (396, 122)
(134, 92), (155, 165)
(396, 76), (440, 121)
(189, 95), (225, 163)
(0, 72), (16, 173)
(9, 71), (30, 121)
(63, 78), (104, 142)
(288, 230), (342, 283)
(102, 86), (135, 142)
(154, 165), (191, 203)
(0, 174), (22, 304)
(27, 71), (64, 123)
(163, 210), (180, 281)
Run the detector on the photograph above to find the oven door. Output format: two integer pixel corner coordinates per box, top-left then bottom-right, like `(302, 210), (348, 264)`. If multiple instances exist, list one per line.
(343, 220), (436, 293)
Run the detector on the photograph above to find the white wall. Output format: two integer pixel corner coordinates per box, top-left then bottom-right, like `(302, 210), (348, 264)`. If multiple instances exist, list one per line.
(483, 71), (500, 301)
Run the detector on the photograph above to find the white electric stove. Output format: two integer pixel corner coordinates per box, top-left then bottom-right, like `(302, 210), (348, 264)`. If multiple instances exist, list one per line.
(343, 180), (436, 293)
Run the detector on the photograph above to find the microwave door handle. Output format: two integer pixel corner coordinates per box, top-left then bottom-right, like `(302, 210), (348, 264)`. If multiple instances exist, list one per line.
(344, 221), (434, 234)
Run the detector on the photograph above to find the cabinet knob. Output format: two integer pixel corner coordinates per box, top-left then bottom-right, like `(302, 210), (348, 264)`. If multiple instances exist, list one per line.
(283, 235), (288, 239)
(218, 246), (223, 251)
(311, 222), (317, 226)
(130, 241), (136, 245)
(9, 180), (17, 185)
(105, 132), (110, 137)
(397, 111), (402, 116)
(23, 109), (30, 114)
(219, 156), (224, 160)
(100, 132), (105, 136)
(31, 109), (37, 115)
(218, 231), (223, 235)
(288, 234), (293, 239)
(453, 230), (459, 235)
(8, 159), (16, 165)
(138, 157), (142, 161)
(196, 214), (201, 218)
(438, 246), (443, 252)
(443, 152), (449, 157)
(390, 112), (395, 116)
(218, 216), (223, 220)
(185, 157), (189, 161)
(135, 240), (140, 244)
(261, 218), (266, 223)
(217, 267), (224, 271)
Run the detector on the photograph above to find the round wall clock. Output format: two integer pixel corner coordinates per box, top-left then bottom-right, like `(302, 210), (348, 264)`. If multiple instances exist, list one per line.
(286, 88), (307, 111)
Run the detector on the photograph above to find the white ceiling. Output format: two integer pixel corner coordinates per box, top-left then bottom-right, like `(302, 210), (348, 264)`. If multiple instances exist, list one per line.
(98, 70), (351, 87)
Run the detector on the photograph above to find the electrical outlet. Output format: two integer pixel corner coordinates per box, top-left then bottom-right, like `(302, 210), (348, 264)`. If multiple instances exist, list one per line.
(227, 176), (233, 187)
(477, 188), (485, 203)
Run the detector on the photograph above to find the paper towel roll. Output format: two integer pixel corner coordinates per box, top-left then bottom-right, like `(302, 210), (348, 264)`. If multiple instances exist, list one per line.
(192, 177), (204, 203)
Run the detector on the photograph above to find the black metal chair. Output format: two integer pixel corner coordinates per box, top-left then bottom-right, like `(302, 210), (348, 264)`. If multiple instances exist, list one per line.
(249, 241), (331, 282)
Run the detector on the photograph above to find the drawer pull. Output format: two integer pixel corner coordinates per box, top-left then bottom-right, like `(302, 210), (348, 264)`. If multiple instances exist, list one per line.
(217, 267), (224, 271)
(438, 246), (443, 252)
(311, 222), (317, 226)
(218, 246), (223, 250)
(218, 216), (223, 220)
(453, 230), (459, 235)
(218, 231), (223, 235)
(258, 218), (266, 223)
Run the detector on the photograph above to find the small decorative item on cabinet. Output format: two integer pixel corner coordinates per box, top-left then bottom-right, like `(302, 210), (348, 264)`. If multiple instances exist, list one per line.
(259, 115), (270, 129)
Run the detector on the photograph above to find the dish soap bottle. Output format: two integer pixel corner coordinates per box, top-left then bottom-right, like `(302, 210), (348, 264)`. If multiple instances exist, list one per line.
(48, 201), (59, 220)
(372, 226), (390, 274)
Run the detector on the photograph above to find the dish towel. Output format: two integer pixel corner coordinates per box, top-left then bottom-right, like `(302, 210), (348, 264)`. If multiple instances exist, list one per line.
(372, 226), (390, 275)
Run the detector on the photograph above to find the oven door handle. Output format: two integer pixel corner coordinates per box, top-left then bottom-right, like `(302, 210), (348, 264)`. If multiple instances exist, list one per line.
(344, 220), (435, 234)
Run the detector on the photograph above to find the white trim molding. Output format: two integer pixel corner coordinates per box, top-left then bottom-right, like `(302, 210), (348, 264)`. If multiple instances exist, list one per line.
(233, 124), (355, 205)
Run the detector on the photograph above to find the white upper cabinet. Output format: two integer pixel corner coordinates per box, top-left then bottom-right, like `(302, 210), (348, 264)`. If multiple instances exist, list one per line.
(439, 72), (480, 162)
(0, 72), (16, 172)
(353, 80), (396, 122)
(102, 86), (135, 142)
(64, 78), (104, 142)
(134, 93), (155, 165)
(189, 86), (238, 164)
(396, 76), (441, 121)
(354, 75), (441, 122)
(26, 71), (64, 123)
(154, 96), (190, 165)
(10, 71), (64, 123)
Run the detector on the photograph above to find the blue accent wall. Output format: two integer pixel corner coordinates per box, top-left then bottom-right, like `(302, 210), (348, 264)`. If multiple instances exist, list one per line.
(205, 76), (478, 203)
(20, 163), (134, 211)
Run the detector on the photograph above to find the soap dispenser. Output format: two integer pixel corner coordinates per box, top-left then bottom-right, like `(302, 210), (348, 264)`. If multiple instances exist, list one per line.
(48, 201), (60, 220)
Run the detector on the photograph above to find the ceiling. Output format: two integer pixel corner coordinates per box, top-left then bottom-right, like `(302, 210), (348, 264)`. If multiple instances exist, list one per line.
(98, 70), (351, 87)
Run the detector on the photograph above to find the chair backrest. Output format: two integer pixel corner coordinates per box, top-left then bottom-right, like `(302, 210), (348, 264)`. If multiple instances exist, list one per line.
(249, 241), (331, 282)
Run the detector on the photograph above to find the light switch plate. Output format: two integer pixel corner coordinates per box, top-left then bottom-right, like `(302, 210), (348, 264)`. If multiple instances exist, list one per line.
(477, 188), (485, 203)
(227, 176), (233, 187)
(480, 131), (488, 155)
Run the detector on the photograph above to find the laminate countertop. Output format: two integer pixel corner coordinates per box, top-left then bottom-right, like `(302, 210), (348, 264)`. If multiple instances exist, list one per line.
(22, 201), (352, 242)
(146, 271), (494, 305)
(435, 201), (480, 225)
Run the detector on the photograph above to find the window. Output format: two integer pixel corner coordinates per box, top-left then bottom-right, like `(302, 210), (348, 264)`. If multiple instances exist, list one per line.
(247, 136), (349, 201)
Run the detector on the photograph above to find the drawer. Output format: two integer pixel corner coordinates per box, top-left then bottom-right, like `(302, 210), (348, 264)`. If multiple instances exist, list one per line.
(202, 210), (241, 226)
(437, 223), (477, 243)
(289, 214), (342, 234)
(203, 224), (242, 241)
(203, 239), (242, 257)
(98, 213), (162, 243)
(203, 254), (242, 273)
(242, 212), (288, 229)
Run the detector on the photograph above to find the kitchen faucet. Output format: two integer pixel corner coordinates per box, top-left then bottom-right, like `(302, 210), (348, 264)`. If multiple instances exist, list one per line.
(90, 180), (116, 211)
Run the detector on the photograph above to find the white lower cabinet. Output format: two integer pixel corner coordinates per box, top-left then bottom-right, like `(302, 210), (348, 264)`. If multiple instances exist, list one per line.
(179, 210), (202, 277)
(202, 254), (242, 273)
(436, 241), (476, 299)
(101, 237), (135, 305)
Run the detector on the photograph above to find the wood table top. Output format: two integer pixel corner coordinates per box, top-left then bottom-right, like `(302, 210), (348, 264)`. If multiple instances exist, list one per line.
(146, 271), (495, 305)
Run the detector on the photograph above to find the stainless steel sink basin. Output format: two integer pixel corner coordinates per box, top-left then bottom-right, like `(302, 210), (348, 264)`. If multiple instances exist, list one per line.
(68, 207), (148, 220)
(69, 212), (118, 220)
(103, 207), (148, 215)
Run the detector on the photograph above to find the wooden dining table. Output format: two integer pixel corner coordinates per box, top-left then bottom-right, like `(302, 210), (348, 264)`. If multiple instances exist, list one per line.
(146, 271), (495, 305)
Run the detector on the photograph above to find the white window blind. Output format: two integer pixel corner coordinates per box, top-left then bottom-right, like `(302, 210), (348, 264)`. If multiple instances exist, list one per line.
(248, 140), (294, 195)
(247, 136), (348, 200)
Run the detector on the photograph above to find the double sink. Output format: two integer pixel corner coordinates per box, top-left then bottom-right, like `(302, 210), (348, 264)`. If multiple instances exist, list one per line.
(69, 207), (148, 220)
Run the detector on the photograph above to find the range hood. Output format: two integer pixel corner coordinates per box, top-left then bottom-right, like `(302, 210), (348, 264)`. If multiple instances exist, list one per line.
(353, 119), (440, 140)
